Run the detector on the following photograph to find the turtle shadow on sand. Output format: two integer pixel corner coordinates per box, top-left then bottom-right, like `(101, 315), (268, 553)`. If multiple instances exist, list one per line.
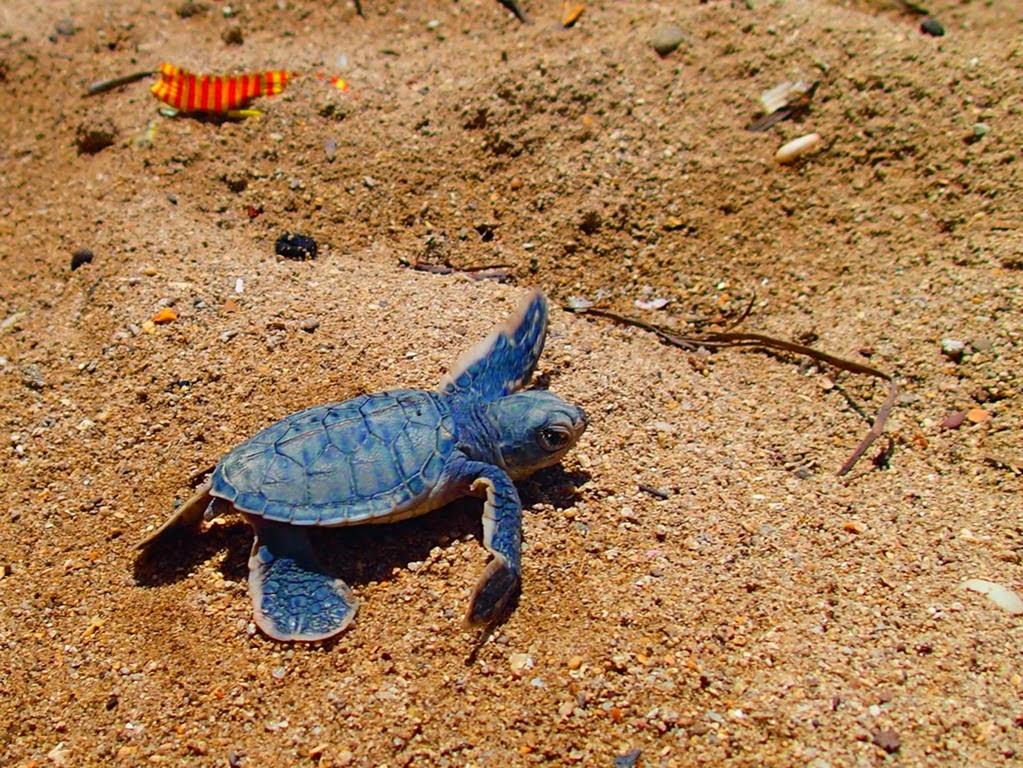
(131, 499), (481, 591)
(131, 464), (590, 627)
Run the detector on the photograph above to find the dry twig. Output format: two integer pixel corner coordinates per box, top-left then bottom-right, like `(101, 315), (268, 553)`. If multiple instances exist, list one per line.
(572, 301), (898, 477)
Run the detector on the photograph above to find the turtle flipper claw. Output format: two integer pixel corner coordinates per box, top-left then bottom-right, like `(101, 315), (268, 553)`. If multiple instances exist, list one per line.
(464, 464), (523, 627)
(248, 519), (357, 641)
(466, 557), (520, 627)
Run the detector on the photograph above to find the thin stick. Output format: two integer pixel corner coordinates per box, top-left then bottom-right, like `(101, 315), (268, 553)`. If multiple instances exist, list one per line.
(84, 70), (155, 97)
(573, 305), (898, 477)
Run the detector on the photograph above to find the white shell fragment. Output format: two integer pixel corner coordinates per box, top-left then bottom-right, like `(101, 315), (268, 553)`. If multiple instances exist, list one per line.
(961, 579), (1023, 614)
(635, 297), (669, 311)
(760, 80), (808, 115)
(775, 132), (822, 165)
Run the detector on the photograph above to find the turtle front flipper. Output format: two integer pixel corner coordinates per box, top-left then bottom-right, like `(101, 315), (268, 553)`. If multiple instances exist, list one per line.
(464, 463), (523, 626)
(439, 290), (548, 403)
(247, 517), (358, 641)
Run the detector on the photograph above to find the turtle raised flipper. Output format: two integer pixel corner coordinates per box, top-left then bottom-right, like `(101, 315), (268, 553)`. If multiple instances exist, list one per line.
(248, 518), (358, 641)
(465, 464), (522, 626)
(439, 290), (547, 403)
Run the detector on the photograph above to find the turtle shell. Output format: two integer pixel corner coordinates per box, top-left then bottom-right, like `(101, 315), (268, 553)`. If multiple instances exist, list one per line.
(210, 389), (458, 526)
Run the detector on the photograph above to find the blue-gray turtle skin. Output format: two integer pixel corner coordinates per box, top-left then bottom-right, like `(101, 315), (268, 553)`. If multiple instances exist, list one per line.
(139, 290), (587, 642)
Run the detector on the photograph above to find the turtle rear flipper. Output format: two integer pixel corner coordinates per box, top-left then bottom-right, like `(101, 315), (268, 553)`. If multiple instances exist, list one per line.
(138, 481), (216, 549)
(248, 518), (358, 641)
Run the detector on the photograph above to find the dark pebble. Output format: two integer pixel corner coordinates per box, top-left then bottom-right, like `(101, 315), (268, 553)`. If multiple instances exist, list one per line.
(76, 119), (118, 155)
(872, 728), (901, 754)
(222, 25), (244, 45)
(275, 233), (318, 260)
(651, 24), (685, 56)
(55, 18), (76, 36)
(71, 249), (94, 271)
(176, 1), (208, 18)
(614, 748), (642, 768)
(920, 18), (945, 37)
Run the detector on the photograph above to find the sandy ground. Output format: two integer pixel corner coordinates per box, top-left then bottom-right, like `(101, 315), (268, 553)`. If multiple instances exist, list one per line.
(2, 0), (1023, 765)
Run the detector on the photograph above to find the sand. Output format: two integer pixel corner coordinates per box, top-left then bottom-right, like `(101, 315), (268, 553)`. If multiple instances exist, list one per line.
(2, 0), (1022, 765)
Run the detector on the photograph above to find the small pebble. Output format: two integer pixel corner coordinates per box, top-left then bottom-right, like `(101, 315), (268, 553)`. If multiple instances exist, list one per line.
(970, 337), (993, 353)
(300, 319), (320, 333)
(151, 308), (178, 324)
(275, 233), (318, 260)
(71, 249), (94, 271)
(20, 364), (46, 390)
(76, 118), (118, 155)
(775, 133), (822, 164)
(614, 748), (642, 768)
(509, 653), (533, 676)
(566, 296), (594, 311)
(222, 25), (244, 45)
(566, 655), (583, 670)
(308, 744), (328, 759)
(920, 17), (945, 37)
(972, 122), (989, 139)
(177, 1), (208, 18)
(635, 297), (668, 311)
(651, 25), (685, 56)
(55, 18), (76, 36)
(962, 579), (1023, 614)
(940, 411), (966, 430)
(872, 728), (901, 754)
(940, 338), (966, 361)
(562, 3), (585, 27)
(966, 407), (990, 424)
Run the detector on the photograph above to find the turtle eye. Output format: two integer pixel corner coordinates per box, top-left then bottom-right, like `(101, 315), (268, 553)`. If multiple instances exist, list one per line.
(538, 425), (571, 452)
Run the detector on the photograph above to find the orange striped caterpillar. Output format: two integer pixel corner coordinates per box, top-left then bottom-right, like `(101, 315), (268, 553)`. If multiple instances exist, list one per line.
(151, 63), (294, 113)
(85, 63), (347, 117)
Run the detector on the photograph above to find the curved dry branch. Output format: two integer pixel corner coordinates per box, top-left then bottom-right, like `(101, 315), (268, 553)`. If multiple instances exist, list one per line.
(573, 306), (898, 477)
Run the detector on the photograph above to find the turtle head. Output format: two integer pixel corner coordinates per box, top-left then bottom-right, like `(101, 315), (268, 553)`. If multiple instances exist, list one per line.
(485, 391), (588, 479)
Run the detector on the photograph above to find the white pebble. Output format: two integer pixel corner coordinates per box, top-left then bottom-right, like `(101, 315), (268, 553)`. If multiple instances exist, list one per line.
(635, 297), (668, 311)
(961, 579), (1023, 614)
(567, 296), (594, 311)
(775, 133), (822, 165)
(235, 278), (245, 294)
(509, 653), (533, 676)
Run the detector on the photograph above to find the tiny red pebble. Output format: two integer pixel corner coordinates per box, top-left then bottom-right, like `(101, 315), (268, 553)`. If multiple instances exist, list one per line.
(940, 411), (966, 430)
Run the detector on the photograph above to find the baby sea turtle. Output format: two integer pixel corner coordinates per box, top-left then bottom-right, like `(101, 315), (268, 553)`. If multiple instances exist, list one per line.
(139, 290), (587, 641)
